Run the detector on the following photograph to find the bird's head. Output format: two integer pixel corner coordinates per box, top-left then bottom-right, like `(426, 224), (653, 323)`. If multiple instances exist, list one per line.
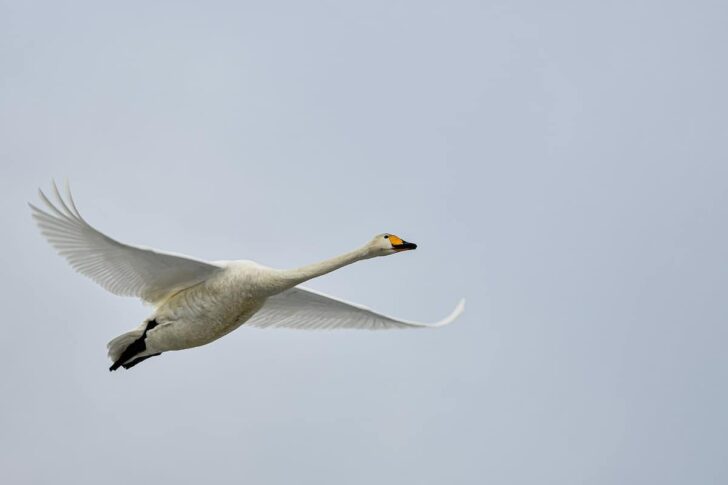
(365, 233), (418, 257)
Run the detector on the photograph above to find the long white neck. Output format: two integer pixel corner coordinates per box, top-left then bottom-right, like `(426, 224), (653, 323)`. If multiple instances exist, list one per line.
(276, 245), (372, 289)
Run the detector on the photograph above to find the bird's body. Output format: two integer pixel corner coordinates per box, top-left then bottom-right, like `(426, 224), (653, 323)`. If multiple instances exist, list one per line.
(141, 261), (269, 354)
(30, 182), (464, 371)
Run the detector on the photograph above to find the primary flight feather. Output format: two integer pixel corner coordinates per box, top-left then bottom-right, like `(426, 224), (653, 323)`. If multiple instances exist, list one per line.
(30, 182), (464, 371)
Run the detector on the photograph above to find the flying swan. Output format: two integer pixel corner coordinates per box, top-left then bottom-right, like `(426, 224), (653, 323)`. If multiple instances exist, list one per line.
(30, 182), (464, 371)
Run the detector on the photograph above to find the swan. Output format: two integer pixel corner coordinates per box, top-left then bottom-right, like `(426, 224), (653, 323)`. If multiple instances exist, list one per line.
(30, 182), (464, 371)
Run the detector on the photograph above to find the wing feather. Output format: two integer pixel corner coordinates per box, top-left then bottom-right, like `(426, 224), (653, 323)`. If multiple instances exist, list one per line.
(246, 286), (464, 330)
(30, 181), (223, 304)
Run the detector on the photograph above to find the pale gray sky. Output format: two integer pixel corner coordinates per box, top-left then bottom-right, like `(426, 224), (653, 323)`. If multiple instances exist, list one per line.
(1, 1), (727, 483)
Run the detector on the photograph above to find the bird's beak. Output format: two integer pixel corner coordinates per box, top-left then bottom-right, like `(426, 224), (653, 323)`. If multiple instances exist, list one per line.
(391, 237), (417, 251)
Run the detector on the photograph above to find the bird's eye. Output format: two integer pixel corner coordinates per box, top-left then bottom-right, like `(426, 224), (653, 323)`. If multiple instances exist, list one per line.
(384, 235), (389, 239)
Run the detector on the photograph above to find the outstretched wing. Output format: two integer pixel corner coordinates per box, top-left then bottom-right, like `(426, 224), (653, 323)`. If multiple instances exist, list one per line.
(246, 286), (464, 330)
(30, 181), (223, 304)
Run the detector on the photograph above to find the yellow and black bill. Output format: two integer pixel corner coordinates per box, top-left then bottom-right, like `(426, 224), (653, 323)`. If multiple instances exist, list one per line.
(387, 234), (418, 251)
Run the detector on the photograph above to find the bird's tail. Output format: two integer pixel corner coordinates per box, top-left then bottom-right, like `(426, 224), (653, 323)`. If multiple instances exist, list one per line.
(107, 327), (145, 363)
(107, 320), (163, 371)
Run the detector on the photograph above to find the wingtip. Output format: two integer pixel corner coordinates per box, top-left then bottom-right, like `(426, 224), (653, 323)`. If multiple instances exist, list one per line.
(455, 298), (465, 314)
(451, 298), (466, 320)
(432, 298), (465, 327)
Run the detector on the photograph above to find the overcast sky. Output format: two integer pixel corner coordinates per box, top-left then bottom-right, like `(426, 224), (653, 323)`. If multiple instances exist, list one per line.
(1, 1), (727, 483)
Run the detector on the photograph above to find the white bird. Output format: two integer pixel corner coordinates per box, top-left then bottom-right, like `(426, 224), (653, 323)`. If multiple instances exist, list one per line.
(30, 182), (464, 371)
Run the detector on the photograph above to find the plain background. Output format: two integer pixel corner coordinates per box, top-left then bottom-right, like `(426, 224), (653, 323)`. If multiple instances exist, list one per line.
(1, 1), (727, 483)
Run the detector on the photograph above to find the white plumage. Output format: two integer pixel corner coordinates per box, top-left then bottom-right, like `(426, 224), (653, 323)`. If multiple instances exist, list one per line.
(30, 182), (464, 371)
(248, 287), (464, 330)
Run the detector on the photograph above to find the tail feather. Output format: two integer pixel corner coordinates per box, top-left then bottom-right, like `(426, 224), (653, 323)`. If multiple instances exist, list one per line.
(107, 320), (161, 371)
(107, 328), (145, 363)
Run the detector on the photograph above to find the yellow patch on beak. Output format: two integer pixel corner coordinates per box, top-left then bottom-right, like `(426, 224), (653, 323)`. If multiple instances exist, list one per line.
(388, 235), (404, 246)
